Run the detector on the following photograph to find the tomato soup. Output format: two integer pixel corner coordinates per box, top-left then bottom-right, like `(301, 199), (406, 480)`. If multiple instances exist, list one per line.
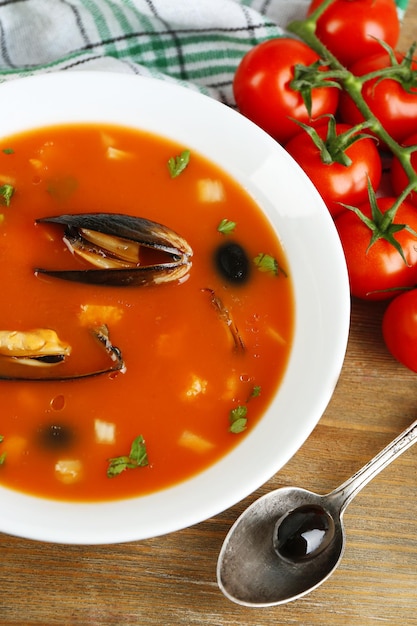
(0, 124), (294, 501)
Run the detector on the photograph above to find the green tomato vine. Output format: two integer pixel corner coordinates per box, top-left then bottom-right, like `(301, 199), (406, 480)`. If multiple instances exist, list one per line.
(287, 0), (417, 246)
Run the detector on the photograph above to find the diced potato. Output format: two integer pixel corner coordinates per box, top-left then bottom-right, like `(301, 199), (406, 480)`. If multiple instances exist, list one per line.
(29, 158), (43, 171)
(184, 374), (208, 398)
(178, 430), (214, 453)
(197, 178), (225, 203)
(106, 146), (135, 161)
(78, 304), (123, 327)
(55, 459), (83, 484)
(94, 419), (116, 444)
(100, 132), (134, 160)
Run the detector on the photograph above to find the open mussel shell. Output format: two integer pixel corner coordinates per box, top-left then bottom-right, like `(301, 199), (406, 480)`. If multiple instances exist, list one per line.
(0, 328), (70, 380)
(35, 213), (193, 286)
(0, 326), (125, 381)
(0, 329), (70, 365)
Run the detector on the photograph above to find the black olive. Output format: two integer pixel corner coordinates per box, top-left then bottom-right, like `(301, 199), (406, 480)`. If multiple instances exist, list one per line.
(37, 423), (74, 450)
(214, 242), (250, 284)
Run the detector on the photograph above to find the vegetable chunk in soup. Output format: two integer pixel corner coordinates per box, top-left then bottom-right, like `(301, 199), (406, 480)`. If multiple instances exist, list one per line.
(0, 124), (293, 502)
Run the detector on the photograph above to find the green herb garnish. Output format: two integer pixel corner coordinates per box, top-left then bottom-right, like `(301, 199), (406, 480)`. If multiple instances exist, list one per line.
(250, 385), (261, 398)
(0, 184), (14, 207)
(168, 149), (190, 178)
(2, 148), (14, 155)
(107, 435), (149, 478)
(229, 405), (248, 434)
(217, 218), (236, 235)
(253, 252), (287, 277)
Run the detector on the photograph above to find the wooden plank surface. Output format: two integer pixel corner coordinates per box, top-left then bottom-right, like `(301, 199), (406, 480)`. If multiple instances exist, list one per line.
(2, 3), (417, 624)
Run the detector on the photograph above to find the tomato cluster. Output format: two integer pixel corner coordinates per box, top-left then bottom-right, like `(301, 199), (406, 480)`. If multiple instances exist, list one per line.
(233, 0), (417, 373)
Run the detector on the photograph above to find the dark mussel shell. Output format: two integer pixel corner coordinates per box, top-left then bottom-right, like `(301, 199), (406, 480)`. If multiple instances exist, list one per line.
(34, 213), (193, 286)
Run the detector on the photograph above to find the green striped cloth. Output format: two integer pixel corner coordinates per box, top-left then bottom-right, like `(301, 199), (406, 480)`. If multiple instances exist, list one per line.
(0, 0), (409, 107)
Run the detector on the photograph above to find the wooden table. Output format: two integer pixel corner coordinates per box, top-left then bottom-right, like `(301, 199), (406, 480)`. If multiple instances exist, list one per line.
(2, 5), (417, 625)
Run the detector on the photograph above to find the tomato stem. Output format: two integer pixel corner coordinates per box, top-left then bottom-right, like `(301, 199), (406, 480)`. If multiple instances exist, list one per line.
(292, 116), (375, 167)
(287, 8), (417, 212)
(305, 0), (335, 20)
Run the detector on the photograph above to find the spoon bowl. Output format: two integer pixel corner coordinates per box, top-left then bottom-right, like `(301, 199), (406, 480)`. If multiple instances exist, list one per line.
(217, 418), (417, 606)
(217, 487), (345, 607)
(274, 503), (336, 562)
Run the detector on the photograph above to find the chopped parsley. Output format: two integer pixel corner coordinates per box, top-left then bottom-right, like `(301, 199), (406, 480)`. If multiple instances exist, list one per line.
(167, 149), (190, 178)
(2, 148), (14, 155)
(217, 218), (236, 235)
(0, 184), (14, 207)
(250, 385), (261, 399)
(229, 405), (248, 434)
(229, 385), (261, 434)
(253, 252), (287, 277)
(107, 435), (149, 478)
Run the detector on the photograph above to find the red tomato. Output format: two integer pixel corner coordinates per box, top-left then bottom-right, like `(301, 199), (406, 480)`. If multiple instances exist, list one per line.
(233, 38), (339, 144)
(285, 122), (382, 218)
(338, 51), (417, 144)
(382, 289), (417, 372)
(391, 131), (417, 207)
(307, 0), (399, 68)
(335, 197), (417, 300)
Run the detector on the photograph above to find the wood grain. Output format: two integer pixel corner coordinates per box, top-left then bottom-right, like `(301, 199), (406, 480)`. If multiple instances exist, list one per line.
(2, 3), (417, 624)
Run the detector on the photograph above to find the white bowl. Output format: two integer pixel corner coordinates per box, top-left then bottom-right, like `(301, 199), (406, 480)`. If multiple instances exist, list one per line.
(0, 72), (349, 544)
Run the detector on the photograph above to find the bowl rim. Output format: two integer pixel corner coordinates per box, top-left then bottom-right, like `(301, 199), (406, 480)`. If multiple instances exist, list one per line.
(0, 71), (350, 544)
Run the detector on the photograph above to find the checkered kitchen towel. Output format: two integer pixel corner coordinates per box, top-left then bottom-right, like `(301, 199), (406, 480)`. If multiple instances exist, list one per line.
(0, 0), (409, 107)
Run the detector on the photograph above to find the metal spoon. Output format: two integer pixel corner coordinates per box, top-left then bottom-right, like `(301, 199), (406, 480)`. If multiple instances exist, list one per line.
(217, 418), (417, 607)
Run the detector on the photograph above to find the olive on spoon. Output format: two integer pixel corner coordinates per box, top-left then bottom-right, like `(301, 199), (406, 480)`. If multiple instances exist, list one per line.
(217, 418), (417, 607)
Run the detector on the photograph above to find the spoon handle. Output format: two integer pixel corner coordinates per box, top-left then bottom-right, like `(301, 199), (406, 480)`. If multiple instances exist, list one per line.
(328, 418), (417, 512)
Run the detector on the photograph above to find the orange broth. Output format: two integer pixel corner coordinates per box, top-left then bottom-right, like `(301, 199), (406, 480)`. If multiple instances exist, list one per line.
(0, 124), (294, 501)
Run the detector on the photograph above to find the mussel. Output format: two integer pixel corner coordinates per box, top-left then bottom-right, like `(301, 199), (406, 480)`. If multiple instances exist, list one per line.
(0, 329), (71, 367)
(0, 325), (125, 381)
(34, 213), (193, 286)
